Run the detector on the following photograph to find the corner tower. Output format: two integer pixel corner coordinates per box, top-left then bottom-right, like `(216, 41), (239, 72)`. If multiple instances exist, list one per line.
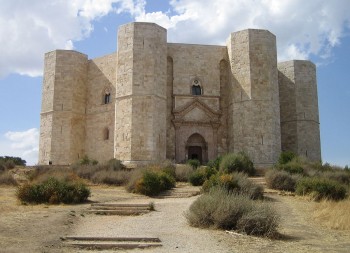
(278, 60), (321, 161)
(227, 29), (281, 166)
(39, 50), (88, 165)
(115, 22), (167, 165)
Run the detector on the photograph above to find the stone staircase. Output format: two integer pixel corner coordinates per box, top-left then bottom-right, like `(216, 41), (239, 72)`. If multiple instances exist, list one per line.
(87, 203), (153, 215)
(63, 236), (162, 250)
(156, 183), (201, 198)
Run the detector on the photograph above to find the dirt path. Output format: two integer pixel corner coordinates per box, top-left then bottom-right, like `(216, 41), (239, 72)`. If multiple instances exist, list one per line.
(1, 184), (350, 252)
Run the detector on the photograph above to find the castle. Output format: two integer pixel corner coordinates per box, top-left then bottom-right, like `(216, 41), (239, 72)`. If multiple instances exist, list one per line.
(38, 22), (321, 166)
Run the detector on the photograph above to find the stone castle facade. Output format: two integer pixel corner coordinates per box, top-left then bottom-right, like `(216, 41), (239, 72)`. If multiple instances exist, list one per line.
(39, 22), (321, 166)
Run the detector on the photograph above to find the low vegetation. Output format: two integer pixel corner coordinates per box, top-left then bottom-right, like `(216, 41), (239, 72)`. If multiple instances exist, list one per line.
(0, 170), (17, 185)
(0, 156), (26, 170)
(219, 152), (255, 176)
(188, 166), (217, 186)
(295, 177), (347, 201)
(17, 177), (90, 204)
(266, 152), (349, 201)
(174, 164), (193, 182)
(185, 187), (279, 237)
(202, 172), (263, 200)
(313, 198), (350, 230)
(265, 169), (299, 192)
(126, 164), (176, 196)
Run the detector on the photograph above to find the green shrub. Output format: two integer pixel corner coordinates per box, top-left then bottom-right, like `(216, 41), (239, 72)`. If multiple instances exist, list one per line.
(296, 177), (347, 201)
(265, 169), (299, 192)
(17, 178), (90, 204)
(159, 171), (176, 190)
(185, 187), (279, 237)
(202, 172), (263, 199)
(278, 151), (297, 165)
(276, 160), (304, 174)
(131, 169), (176, 196)
(219, 152), (255, 176)
(189, 166), (218, 186)
(207, 156), (222, 170)
(187, 159), (200, 169)
(320, 170), (350, 185)
(0, 156), (26, 166)
(189, 170), (207, 186)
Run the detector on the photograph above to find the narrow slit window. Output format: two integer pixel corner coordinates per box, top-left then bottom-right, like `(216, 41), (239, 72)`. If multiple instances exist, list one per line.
(103, 128), (109, 140)
(104, 93), (111, 104)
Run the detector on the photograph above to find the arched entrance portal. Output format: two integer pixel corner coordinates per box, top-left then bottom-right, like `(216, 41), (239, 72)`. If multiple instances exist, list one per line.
(186, 133), (207, 164)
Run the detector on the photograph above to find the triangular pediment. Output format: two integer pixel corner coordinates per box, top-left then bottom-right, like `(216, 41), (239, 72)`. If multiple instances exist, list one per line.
(173, 98), (220, 124)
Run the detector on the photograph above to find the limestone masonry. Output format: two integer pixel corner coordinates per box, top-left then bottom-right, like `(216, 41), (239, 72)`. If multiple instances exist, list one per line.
(39, 22), (321, 166)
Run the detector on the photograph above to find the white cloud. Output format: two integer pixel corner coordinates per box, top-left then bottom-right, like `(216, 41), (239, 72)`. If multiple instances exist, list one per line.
(1, 0), (350, 77)
(0, 0), (143, 77)
(0, 128), (39, 165)
(135, 0), (350, 61)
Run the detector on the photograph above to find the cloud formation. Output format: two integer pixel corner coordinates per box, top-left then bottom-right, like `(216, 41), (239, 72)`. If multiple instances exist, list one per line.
(0, 0), (144, 77)
(136, 0), (350, 61)
(0, 128), (39, 165)
(0, 0), (349, 77)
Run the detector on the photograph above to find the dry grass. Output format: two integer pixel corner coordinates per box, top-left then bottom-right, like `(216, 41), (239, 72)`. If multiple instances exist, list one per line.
(313, 198), (350, 230)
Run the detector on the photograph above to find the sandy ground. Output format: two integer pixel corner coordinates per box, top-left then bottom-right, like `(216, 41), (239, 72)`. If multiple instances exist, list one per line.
(1, 184), (350, 253)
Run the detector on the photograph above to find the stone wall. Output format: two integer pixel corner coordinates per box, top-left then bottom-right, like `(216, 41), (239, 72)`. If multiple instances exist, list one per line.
(85, 53), (117, 162)
(39, 50), (88, 165)
(227, 29), (281, 166)
(115, 22), (167, 164)
(278, 60), (321, 161)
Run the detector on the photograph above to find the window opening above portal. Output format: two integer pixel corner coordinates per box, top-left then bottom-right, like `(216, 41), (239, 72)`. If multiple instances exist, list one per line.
(191, 78), (202, 95)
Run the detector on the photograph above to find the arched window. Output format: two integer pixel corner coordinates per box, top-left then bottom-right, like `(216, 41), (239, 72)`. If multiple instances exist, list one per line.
(103, 127), (109, 140)
(191, 78), (202, 95)
(192, 85), (202, 95)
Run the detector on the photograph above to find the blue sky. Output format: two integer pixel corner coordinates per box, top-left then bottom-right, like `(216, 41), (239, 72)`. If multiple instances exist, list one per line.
(0, 0), (349, 166)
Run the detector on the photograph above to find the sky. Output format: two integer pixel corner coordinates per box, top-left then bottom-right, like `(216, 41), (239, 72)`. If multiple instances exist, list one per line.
(0, 0), (349, 166)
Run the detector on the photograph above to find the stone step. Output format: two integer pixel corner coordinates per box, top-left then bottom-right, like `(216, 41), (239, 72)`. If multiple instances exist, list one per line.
(248, 177), (266, 186)
(90, 205), (150, 210)
(64, 236), (162, 250)
(91, 203), (151, 208)
(86, 209), (150, 215)
(65, 236), (161, 242)
(67, 242), (162, 250)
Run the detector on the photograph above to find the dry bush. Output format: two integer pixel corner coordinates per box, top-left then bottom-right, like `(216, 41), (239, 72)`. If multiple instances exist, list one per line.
(313, 198), (350, 230)
(91, 169), (131, 185)
(296, 177), (347, 201)
(17, 177), (90, 204)
(175, 164), (193, 182)
(265, 169), (300, 192)
(0, 170), (17, 185)
(30, 166), (78, 183)
(185, 187), (279, 237)
(202, 172), (263, 199)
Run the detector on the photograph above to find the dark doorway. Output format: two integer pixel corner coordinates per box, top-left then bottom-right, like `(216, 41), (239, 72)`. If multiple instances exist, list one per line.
(188, 146), (202, 163)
